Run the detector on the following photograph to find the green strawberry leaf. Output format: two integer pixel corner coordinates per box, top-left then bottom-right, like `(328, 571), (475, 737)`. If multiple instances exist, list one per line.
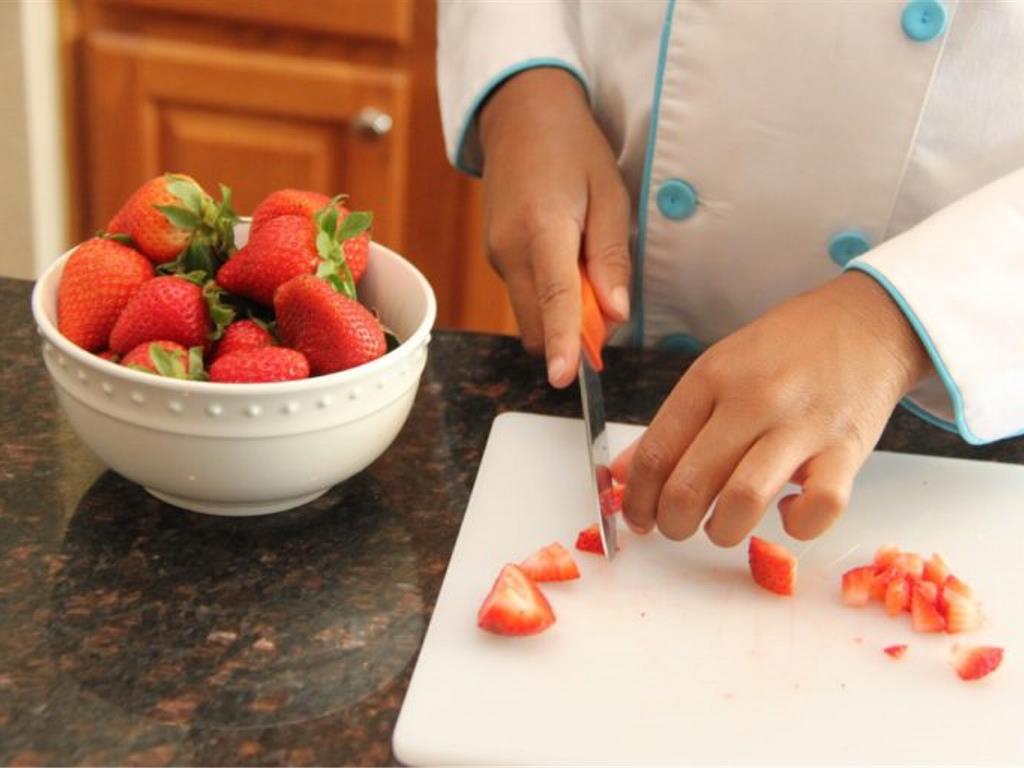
(337, 211), (372, 241)
(167, 178), (204, 214)
(315, 230), (337, 262)
(182, 240), (217, 278)
(203, 280), (236, 340)
(180, 270), (208, 287)
(319, 208), (339, 239)
(101, 232), (134, 245)
(316, 258), (356, 300)
(150, 343), (187, 379)
(187, 346), (207, 381)
(156, 204), (202, 231)
(125, 363), (156, 374)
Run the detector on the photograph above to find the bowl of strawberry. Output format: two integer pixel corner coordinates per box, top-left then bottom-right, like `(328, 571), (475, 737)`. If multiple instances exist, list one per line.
(31, 174), (436, 516)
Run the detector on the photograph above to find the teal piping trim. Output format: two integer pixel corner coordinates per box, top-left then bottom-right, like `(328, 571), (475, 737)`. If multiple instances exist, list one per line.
(451, 58), (589, 178)
(631, 0), (677, 346)
(846, 260), (1004, 446)
(898, 397), (960, 435)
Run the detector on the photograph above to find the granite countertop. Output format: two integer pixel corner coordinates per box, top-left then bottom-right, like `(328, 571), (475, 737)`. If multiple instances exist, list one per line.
(2, 276), (1023, 766)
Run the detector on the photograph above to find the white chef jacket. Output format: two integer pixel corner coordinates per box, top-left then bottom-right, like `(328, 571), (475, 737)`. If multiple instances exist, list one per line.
(437, 0), (1024, 445)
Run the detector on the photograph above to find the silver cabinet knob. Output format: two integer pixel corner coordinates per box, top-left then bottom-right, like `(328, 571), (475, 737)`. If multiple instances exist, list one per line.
(353, 107), (393, 138)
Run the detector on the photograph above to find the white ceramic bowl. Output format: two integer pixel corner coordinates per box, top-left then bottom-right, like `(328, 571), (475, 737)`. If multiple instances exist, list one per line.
(31, 223), (436, 516)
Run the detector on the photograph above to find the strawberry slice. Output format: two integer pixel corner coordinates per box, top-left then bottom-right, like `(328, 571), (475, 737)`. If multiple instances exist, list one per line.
(953, 645), (1004, 681)
(911, 584), (946, 633)
(748, 536), (797, 597)
(599, 484), (625, 517)
(884, 644), (908, 659)
(893, 552), (925, 580)
(914, 579), (939, 605)
(941, 589), (981, 634)
(922, 553), (950, 586)
(884, 576), (912, 616)
(943, 574), (974, 599)
(575, 524), (605, 555)
(869, 566), (899, 602)
(477, 564), (556, 636)
(520, 543), (580, 582)
(841, 566), (876, 607)
(873, 544), (901, 569)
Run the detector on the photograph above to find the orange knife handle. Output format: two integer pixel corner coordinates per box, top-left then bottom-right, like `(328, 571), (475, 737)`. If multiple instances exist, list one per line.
(579, 264), (606, 372)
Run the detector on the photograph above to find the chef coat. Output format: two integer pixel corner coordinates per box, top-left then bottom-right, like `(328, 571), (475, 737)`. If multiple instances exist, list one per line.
(437, 0), (1024, 445)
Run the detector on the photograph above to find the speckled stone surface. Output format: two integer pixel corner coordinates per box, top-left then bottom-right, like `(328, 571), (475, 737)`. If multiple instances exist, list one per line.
(2, 276), (1023, 766)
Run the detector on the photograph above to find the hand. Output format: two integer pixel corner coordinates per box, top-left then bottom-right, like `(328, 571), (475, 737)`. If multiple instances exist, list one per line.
(479, 68), (631, 388)
(617, 272), (934, 545)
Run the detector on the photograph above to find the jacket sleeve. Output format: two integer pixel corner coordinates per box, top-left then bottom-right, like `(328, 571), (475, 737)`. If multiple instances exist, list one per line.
(436, 0), (589, 177)
(845, 166), (1024, 444)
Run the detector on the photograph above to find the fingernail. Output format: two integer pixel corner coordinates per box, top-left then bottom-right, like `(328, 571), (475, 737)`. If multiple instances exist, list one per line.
(610, 286), (630, 320)
(547, 355), (567, 385)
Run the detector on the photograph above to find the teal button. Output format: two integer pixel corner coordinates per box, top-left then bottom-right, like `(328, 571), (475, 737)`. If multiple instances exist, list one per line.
(901, 0), (947, 42)
(656, 179), (698, 220)
(828, 230), (872, 267)
(658, 333), (705, 355)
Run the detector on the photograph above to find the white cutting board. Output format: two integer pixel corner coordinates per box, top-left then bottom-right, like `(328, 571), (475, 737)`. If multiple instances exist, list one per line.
(393, 412), (1024, 766)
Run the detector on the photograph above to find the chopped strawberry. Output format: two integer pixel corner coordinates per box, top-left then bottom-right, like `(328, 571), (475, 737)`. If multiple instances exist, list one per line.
(841, 566), (876, 607)
(520, 543), (580, 582)
(575, 524), (605, 555)
(893, 552), (925, 580)
(915, 579), (939, 605)
(599, 484), (625, 517)
(873, 544), (901, 570)
(884, 576), (912, 616)
(922, 553), (950, 586)
(748, 536), (797, 597)
(911, 584), (946, 633)
(869, 566), (899, 602)
(953, 645), (1004, 681)
(883, 644), (908, 659)
(941, 589), (981, 634)
(477, 564), (556, 636)
(944, 574), (974, 599)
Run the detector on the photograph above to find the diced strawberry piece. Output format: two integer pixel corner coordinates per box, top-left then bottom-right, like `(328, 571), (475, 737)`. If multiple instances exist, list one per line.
(873, 544), (901, 569)
(477, 564), (556, 636)
(953, 645), (1004, 681)
(575, 524), (605, 555)
(915, 579), (939, 605)
(884, 576), (911, 616)
(922, 553), (950, 586)
(599, 484), (625, 517)
(884, 644), (908, 659)
(869, 566), (899, 602)
(944, 574), (974, 599)
(841, 566), (876, 607)
(911, 584), (946, 633)
(748, 536), (797, 597)
(520, 542), (580, 582)
(893, 552), (925, 580)
(942, 589), (981, 634)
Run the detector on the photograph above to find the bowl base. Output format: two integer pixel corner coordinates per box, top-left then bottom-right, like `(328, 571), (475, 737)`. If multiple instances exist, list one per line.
(144, 487), (329, 516)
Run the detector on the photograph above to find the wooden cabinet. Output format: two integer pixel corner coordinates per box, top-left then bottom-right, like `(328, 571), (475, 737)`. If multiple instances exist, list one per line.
(61, 0), (516, 334)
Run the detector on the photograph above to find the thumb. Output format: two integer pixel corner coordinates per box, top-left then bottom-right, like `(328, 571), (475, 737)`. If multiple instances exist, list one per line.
(583, 175), (631, 323)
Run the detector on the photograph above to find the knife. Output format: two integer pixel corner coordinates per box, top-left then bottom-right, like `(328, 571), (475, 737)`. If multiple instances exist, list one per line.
(578, 266), (617, 560)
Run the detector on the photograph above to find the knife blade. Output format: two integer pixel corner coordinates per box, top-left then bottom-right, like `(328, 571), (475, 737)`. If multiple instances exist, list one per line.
(578, 268), (617, 560)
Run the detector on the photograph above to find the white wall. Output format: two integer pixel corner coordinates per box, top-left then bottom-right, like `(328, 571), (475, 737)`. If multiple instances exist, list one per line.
(0, 0), (68, 280)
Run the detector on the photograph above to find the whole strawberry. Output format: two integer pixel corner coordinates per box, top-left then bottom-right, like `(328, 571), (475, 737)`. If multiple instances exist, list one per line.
(106, 173), (236, 272)
(209, 347), (310, 383)
(249, 189), (370, 283)
(216, 215), (317, 306)
(109, 275), (211, 354)
(275, 275), (386, 375)
(122, 340), (205, 380)
(212, 319), (274, 361)
(57, 237), (154, 352)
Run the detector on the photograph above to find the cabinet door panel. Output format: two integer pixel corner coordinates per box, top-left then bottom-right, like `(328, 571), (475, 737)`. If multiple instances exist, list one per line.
(84, 33), (408, 247)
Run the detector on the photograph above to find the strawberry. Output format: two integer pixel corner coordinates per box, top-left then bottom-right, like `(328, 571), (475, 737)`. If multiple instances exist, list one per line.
(883, 644), (908, 659)
(121, 341), (205, 380)
(209, 347), (309, 384)
(217, 215), (317, 306)
(915, 579), (940, 604)
(274, 275), (386, 375)
(600, 484), (625, 517)
(212, 319), (275, 361)
(841, 566), (876, 607)
(869, 567), (898, 602)
(106, 174), (236, 270)
(575, 523), (605, 555)
(249, 189), (371, 282)
(520, 543), (580, 582)
(884, 576), (912, 616)
(873, 544), (901, 570)
(893, 552), (925, 580)
(109, 276), (211, 354)
(941, 589), (981, 634)
(952, 645), (1003, 681)
(943, 574), (974, 599)
(911, 584), (946, 633)
(922, 553), (950, 586)
(477, 564), (556, 636)
(96, 350), (120, 363)
(57, 237), (154, 352)
(748, 536), (797, 597)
